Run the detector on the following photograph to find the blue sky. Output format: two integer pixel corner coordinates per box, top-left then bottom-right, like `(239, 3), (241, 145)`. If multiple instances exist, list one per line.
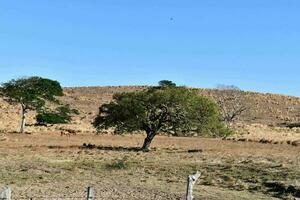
(0, 0), (299, 96)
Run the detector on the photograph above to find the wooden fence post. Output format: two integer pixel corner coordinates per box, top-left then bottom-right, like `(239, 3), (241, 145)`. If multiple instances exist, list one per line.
(87, 186), (94, 200)
(186, 171), (201, 200)
(0, 186), (11, 200)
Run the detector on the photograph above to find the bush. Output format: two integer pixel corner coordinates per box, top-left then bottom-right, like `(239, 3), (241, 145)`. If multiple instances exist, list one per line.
(36, 112), (69, 124)
(36, 105), (79, 125)
(105, 157), (130, 170)
(210, 123), (234, 138)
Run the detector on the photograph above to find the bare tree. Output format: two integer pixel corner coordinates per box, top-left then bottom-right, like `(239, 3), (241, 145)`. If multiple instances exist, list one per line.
(216, 84), (241, 91)
(215, 86), (247, 124)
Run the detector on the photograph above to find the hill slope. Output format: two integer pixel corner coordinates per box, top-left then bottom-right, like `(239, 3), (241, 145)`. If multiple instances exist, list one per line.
(0, 86), (300, 135)
(61, 86), (300, 125)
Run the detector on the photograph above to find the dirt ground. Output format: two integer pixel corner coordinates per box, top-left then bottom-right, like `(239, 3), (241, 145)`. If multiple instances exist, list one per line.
(0, 133), (300, 200)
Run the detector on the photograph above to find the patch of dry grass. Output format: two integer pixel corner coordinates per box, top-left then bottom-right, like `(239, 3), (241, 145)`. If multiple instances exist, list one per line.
(0, 133), (299, 199)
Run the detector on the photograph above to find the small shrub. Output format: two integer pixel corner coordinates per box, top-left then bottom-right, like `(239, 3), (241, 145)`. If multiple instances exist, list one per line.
(36, 112), (69, 124)
(212, 123), (235, 138)
(105, 157), (130, 170)
(36, 104), (79, 125)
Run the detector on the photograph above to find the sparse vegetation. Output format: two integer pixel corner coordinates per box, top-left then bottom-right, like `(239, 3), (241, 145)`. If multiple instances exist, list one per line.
(105, 156), (131, 170)
(0, 83), (299, 199)
(0, 133), (299, 200)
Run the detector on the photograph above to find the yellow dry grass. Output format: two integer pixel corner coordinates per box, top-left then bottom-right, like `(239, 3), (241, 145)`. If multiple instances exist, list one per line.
(0, 133), (299, 200)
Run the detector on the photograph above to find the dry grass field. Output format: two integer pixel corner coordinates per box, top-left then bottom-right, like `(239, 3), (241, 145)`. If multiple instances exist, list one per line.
(0, 86), (300, 199)
(0, 133), (299, 199)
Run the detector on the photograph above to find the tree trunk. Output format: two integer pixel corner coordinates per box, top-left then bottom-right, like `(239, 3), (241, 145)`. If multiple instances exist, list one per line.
(142, 131), (156, 152)
(20, 104), (26, 133)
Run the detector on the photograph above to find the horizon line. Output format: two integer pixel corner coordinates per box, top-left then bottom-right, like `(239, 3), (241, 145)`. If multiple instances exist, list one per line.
(62, 84), (300, 98)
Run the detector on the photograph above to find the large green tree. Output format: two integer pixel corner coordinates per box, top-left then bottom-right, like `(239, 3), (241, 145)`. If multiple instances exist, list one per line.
(93, 85), (227, 151)
(0, 77), (64, 133)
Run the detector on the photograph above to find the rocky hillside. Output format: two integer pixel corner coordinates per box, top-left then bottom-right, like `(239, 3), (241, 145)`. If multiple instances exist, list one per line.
(1, 86), (300, 134)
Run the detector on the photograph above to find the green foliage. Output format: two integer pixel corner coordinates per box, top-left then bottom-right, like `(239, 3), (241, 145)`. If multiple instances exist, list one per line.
(36, 112), (69, 124)
(36, 104), (79, 124)
(1, 76), (64, 132)
(93, 86), (229, 137)
(0, 76), (63, 110)
(158, 80), (176, 88)
(58, 105), (80, 115)
(209, 123), (234, 138)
